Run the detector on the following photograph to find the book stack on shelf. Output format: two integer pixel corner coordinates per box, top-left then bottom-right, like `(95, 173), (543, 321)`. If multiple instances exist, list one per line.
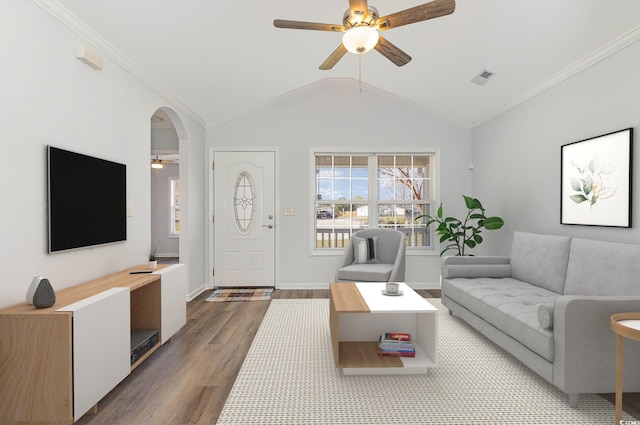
(378, 332), (416, 357)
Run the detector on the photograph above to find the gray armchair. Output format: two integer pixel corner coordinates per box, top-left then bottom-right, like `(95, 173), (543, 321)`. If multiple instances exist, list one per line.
(335, 228), (406, 282)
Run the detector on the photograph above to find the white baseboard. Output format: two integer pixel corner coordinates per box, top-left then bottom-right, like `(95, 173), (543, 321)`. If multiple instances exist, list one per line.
(276, 282), (328, 290)
(187, 283), (207, 302)
(275, 282), (441, 290)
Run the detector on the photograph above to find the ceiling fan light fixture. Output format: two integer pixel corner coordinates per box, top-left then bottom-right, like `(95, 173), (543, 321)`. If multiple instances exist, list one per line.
(342, 26), (379, 54)
(151, 155), (164, 169)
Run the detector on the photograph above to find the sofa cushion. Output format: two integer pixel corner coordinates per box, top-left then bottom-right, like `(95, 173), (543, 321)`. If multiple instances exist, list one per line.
(564, 238), (640, 296)
(336, 263), (393, 282)
(510, 232), (571, 294)
(446, 264), (512, 279)
(442, 277), (557, 361)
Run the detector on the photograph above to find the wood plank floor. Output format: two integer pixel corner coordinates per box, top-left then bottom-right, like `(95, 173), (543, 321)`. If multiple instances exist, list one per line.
(75, 289), (640, 424)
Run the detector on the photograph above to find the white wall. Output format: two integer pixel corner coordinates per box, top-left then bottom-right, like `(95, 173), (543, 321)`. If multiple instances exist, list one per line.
(151, 163), (180, 256)
(471, 39), (640, 255)
(207, 80), (472, 288)
(0, 2), (206, 308)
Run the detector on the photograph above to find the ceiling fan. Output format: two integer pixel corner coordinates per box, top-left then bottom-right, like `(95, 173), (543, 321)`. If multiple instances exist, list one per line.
(274, 0), (455, 70)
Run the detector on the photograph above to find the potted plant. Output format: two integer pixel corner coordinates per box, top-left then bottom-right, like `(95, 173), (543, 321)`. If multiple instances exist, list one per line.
(418, 195), (504, 256)
(146, 248), (158, 269)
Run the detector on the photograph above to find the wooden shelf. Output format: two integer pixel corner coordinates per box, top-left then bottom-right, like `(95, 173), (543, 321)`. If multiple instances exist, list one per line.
(131, 342), (161, 372)
(337, 342), (403, 368)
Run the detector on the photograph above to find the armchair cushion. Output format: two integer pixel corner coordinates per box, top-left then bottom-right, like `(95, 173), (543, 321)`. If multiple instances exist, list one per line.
(352, 236), (379, 264)
(336, 263), (394, 282)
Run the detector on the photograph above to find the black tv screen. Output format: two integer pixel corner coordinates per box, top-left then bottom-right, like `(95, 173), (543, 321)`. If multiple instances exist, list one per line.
(48, 146), (127, 253)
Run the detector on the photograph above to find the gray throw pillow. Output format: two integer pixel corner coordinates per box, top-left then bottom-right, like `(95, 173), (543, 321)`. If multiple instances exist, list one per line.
(538, 304), (554, 329)
(352, 236), (379, 264)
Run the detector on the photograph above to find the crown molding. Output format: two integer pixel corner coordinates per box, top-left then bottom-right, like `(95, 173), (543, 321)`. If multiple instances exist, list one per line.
(34, 0), (206, 128)
(206, 77), (471, 129)
(471, 24), (640, 129)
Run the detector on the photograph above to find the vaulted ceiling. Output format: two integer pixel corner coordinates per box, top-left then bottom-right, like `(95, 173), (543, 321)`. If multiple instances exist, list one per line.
(52, 0), (640, 128)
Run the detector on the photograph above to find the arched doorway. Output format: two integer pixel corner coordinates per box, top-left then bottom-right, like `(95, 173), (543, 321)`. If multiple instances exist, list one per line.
(150, 107), (187, 264)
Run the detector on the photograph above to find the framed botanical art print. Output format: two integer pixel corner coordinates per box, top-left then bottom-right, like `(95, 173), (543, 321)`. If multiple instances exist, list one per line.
(561, 128), (633, 227)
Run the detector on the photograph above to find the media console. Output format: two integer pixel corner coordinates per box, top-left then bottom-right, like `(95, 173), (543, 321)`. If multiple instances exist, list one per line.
(0, 264), (187, 424)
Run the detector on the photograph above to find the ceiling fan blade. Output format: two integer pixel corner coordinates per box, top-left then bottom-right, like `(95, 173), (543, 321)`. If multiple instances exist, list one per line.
(349, 0), (369, 18)
(274, 19), (345, 32)
(374, 36), (411, 67)
(319, 44), (348, 70)
(377, 0), (455, 31)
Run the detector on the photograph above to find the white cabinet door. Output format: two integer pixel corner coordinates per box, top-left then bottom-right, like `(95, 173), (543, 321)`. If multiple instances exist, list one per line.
(57, 287), (130, 420)
(155, 264), (187, 343)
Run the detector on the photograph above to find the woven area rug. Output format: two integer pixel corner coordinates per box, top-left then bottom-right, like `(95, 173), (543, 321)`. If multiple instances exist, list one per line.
(217, 298), (633, 424)
(204, 288), (273, 302)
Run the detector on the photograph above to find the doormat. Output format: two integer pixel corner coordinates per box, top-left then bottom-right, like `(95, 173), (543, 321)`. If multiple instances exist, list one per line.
(204, 288), (274, 302)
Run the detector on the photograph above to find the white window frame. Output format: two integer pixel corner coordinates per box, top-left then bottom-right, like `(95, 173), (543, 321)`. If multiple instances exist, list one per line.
(309, 147), (440, 256)
(169, 178), (180, 238)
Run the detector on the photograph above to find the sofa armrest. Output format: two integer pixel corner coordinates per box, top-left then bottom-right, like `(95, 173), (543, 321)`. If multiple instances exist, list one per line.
(553, 295), (640, 394)
(441, 256), (511, 279)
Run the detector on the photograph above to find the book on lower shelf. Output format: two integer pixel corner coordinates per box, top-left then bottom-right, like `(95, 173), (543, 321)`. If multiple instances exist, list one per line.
(378, 332), (415, 357)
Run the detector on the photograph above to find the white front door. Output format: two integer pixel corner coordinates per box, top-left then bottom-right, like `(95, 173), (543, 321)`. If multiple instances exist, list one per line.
(214, 151), (276, 287)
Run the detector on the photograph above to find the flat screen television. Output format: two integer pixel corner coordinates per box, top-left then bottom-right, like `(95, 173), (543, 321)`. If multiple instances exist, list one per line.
(48, 146), (127, 253)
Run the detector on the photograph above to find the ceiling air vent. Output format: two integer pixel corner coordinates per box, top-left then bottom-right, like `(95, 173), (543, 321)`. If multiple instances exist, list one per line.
(471, 69), (495, 86)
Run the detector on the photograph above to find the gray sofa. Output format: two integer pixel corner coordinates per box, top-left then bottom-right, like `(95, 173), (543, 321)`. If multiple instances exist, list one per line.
(441, 231), (640, 406)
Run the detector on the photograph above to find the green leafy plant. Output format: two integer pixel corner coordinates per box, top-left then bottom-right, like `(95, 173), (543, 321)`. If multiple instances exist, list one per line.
(146, 247), (157, 262)
(417, 195), (504, 256)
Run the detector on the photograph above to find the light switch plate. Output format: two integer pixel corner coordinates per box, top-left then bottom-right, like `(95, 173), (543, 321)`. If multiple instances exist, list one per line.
(284, 208), (296, 216)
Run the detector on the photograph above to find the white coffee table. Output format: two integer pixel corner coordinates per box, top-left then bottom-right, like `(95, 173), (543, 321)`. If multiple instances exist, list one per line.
(329, 281), (438, 375)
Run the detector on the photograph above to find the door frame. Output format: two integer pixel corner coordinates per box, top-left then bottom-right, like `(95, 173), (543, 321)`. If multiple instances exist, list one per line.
(207, 146), (279, 289)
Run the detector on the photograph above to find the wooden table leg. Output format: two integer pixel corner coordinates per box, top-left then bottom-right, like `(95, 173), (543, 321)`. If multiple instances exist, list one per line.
(616, 334), (623, 424)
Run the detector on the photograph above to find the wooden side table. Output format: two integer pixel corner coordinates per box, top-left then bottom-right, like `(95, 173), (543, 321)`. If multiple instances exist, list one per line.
(610, 312), (640, 424)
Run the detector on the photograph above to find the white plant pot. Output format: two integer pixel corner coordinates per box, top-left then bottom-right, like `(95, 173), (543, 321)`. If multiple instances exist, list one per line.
(148, 260), (158, 270)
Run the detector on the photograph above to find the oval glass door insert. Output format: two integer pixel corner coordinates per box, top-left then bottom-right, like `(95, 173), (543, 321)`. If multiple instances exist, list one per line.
(233, 171), (256, 234)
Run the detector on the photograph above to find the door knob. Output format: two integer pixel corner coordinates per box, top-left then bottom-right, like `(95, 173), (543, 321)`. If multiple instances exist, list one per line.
(263, 224), (274, 229)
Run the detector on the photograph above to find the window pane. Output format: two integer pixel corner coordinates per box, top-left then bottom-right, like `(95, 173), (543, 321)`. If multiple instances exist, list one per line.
(412, 155), (430, 178)
(393, 180), (412, 200)
(316, 155), (333, 178)
(411, 178), (427, 201)
(317, 179), (331, 201)
(334, 178), (350, 200)
(315, 203), (369, 249)
(233, 172), (255, 234)
(352, 179), (368, 200)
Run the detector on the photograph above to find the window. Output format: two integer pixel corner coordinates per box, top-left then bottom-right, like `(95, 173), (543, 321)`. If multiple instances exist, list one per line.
(170, 179), (180, 236)
(233, 171), (256, 234)
(313, 152), (436, 251)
